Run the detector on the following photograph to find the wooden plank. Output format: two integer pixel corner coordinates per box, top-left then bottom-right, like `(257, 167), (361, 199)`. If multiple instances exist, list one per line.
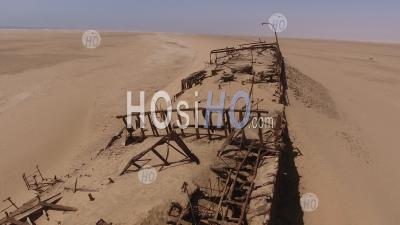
(0, 194), (63, 224)
(40, 202), (77, 212)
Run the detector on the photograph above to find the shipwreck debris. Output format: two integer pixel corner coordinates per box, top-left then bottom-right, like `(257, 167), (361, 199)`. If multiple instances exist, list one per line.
(96, 218), (112, 225)
(22, 165), (63, 194)
(166, 39), (287, 225)
(0, 193), (77, 225)
(119, 131), (200, 175)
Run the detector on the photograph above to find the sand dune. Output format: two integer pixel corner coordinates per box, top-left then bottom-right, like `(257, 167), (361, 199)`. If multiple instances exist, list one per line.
(281, 38), (400, 225)
(0, 30), (399, 225)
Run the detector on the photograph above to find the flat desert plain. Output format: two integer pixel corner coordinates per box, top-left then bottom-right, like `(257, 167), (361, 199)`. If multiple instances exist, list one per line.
(0, 30), (399, 225)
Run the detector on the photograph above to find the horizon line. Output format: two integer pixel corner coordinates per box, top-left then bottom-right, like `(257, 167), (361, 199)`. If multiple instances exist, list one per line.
(1, 27), (399, 45)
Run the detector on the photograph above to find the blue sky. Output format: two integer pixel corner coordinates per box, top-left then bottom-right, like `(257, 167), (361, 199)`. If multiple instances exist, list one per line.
(0, 0), (399, 43)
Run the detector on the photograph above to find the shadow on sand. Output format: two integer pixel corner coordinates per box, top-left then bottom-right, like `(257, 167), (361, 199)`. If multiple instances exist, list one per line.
(269, 125), (304, 225)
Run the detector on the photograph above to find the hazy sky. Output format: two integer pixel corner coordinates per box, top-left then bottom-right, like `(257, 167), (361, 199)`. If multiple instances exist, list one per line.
(1, 0), (399, 43)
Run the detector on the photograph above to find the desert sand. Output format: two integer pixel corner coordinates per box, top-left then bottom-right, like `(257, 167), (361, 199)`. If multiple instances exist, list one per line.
(0, 30), (399, 225)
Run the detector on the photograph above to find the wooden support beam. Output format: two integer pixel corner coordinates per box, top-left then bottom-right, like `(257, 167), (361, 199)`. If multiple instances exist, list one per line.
(119, 132), (198, 175)
(40, 202), (78, 212)
(151, 148), (170, 166)
(170, 132), (200, 164)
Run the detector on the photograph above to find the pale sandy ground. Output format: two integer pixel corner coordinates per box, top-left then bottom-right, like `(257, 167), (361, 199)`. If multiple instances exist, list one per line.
(281, 39), (400, 225)
(0, 30), (399, 225)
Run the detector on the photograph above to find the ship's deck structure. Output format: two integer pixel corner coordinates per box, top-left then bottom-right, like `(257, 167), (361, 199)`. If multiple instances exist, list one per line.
(0, 40), (289, 225)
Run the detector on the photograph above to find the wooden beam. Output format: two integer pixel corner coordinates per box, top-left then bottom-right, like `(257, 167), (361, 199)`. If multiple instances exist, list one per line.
(40, 202), (77, 212)
(151, 148), (170, 166)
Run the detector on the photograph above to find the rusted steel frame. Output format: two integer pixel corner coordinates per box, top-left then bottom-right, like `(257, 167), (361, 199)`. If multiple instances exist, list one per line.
(237, 146), (263, 224)
(211, 141), (254, 223)
(211, 169), (233, 221)
(172, 206), (187, 225)
(120, 135), (171, 174)
(210, 47), (236, 64)
(210, 43), (276, 55)
(210, 47), (236, 54)
(0, 193), (73, 225)
(227, 147), (252, 199)
(22, 174), (31, 190)
(212, 54), (232, 65)
(171, 132), (200, 164)
(208, 41), (283, 66)
(120, 132), (199, 175)
(279, 59), (288, 105)
(238, 41), (267, 47)
(35, 165), (44, 180)
(196, 204), (216, 218)
(235, 44), (277, 53)
(21, 166), (61, 193)
(181, 70), (206, 91)
(222, 142), (255, 220)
